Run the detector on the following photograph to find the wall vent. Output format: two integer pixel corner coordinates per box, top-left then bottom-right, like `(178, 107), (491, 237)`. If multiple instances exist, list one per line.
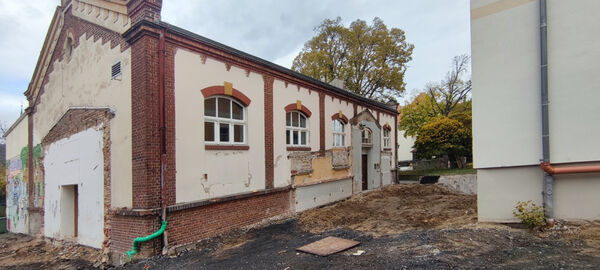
(111, 61), (122, 80)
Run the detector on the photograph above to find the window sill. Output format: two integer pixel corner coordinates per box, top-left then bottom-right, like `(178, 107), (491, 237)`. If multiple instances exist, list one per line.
(205, 145), (249, 151)
(383, 148), (392, 151)
(287, 146), (311, 151)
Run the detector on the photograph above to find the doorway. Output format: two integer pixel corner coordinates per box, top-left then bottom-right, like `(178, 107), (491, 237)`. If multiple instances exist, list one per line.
(362, 154), (368, 190)
(60, 185), (78, 239)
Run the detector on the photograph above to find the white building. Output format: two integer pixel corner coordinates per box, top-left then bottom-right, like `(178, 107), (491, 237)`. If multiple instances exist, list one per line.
(471, 0), (600, 222)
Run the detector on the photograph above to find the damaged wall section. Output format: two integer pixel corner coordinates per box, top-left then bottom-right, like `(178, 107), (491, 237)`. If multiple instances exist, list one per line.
(290, 148), (353, 211)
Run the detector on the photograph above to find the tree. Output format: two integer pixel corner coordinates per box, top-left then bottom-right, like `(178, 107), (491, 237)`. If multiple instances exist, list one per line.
(425, 54), (472, 117)
(398, 55), (472, 137)
(398, 92), (436, 137)
(292, 17), (414, 102)
(413, 116), (472, 168)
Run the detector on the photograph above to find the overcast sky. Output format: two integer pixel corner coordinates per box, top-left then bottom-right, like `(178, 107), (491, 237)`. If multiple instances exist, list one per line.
(0, 0), (470, 128)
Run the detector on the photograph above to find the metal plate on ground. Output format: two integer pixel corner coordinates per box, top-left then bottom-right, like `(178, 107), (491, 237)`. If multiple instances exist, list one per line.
(296, 236), (360, 256)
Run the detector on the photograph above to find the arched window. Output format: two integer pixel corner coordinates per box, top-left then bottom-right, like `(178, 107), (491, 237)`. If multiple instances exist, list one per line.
(383, 128), (391, 148)
(361, 128), (373, 145)
(333, 119), (345, 147)
(286, 111), (309, 146)
(204, 96), (246, 144)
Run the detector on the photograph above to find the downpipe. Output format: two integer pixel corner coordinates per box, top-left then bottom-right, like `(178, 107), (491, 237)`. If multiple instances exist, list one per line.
(158, 28), (169, 255)
(539, 0), (554, 225)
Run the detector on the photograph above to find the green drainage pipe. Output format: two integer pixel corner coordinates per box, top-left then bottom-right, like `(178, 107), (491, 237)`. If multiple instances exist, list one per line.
(126, 221), (168, 259)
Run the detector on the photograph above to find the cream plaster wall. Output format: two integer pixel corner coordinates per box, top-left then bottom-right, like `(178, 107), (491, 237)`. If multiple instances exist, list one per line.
(472, 0), (600, 167)
(5, 115), (28, 159)
(44, 126), (105, 248)
(323, 96), (353, 149)
(545, 0), (600, 163)
(273, 80), (320, 188)
(175, 49), (266, 203)
(478, 166), (600, 221)
(472, 0), (600, 221)
(34, 33), (132, 208)
(471, 0), (541, 168)
(397, 133), (415, 162)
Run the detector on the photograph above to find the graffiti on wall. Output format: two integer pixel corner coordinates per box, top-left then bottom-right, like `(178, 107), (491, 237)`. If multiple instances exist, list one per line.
(6, 144), (43, 232)
(6, 154), (27, 232)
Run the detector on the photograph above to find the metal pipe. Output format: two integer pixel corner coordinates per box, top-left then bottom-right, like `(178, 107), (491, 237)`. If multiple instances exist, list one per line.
(158, 28), (169, 255)
(539, 0), (554, 223)
(541, 162), (600, 175)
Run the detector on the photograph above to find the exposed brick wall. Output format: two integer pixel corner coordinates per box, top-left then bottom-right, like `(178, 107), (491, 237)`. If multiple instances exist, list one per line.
(127, 0), (162, 25)
(130, 32), (161, 210)
(165, 42), (176, 206)
(319, 92), (325, 151)
(109, 215), (162, 254)
(263, 75), (274, 189)
(166, 189), (292, 248)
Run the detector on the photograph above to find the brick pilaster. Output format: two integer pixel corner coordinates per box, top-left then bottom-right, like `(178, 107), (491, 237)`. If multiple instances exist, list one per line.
(263, 75), (274, 189)
(130, 32), (162, 209)
(319, 92), (325, 151)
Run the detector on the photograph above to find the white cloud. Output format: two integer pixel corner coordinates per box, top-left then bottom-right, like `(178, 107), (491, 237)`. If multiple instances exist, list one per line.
(0, 92), (27, 127)
(0, 0), (471, 124)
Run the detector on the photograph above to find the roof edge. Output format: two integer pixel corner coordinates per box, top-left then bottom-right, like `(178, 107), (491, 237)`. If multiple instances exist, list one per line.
(3, 113), (27, 138)
(124, 19), (398, 114)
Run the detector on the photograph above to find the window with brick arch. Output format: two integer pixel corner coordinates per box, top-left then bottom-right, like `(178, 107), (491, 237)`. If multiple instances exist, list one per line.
(286, 111), (309, 147)
(383, 128), (391, 148)
(204, 96), (246, 144)
(333, 119), (345, 147)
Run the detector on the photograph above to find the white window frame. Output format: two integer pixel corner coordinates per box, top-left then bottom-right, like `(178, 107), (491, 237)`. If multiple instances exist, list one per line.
(383, 128), (391, 148)
(361, 128), (373, 145)
(204, 96), (247, 145)
(286, 111), (309, 147)
(333, 119), (345, 147)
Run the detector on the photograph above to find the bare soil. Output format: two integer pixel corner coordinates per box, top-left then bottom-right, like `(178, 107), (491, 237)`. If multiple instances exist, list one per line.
(0, 233), (102, 269)
(299, 184), (477, 235)
(2, 184), (599, 269)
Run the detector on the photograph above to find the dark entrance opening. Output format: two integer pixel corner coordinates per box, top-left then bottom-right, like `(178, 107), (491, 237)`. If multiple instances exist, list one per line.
(362, 154), (368, 190)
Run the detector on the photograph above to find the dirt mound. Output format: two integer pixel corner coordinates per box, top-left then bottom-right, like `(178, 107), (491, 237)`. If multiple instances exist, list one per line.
(298, 184), (477, 235)
(0, 233), (102, 269)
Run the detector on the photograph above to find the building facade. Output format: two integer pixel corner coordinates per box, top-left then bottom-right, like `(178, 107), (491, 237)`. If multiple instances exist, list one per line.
(3, 0), (398, 261)
(471, 0), (600, 222)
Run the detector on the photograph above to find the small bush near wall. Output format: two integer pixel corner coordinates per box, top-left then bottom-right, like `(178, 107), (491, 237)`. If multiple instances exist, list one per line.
(513, 201), (545, 229)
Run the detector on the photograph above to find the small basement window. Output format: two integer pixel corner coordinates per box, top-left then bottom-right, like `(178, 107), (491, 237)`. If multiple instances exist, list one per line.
(111, 61), (122, 80)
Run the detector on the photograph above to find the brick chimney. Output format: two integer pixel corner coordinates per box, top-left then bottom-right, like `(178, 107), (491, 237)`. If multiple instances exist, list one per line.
(127, 0), (162, 24)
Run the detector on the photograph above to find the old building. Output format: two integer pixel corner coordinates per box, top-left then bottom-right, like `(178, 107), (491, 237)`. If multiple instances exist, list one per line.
(3, 0), (398, 262)
(471, 0), (600, 222)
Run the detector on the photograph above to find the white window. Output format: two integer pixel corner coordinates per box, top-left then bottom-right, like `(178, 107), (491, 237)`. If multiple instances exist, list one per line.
(333, 120), (345, 147)
(204, 96), (246, 144)
(383, 128), (391, 148)
(361, 128), (372, 145)
(286, 111), (309, 147)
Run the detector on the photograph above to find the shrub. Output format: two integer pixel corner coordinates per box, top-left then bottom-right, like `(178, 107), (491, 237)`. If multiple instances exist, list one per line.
(513, 201), (545, 229)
